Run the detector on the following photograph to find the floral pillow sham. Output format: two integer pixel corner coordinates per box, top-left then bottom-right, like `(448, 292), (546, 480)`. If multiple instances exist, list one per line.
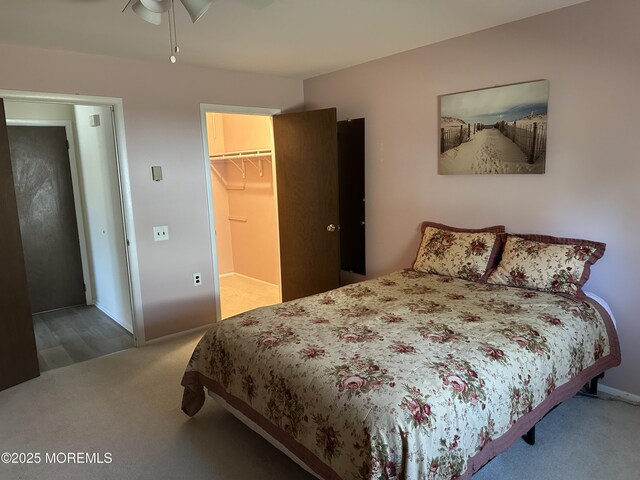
(413, 222), (505, 282)
(486, 234), (605, 296)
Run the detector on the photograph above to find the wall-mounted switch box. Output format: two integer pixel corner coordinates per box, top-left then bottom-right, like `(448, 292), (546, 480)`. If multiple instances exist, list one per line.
(152, 165), (163, 181)
(153, 225), (169, 241)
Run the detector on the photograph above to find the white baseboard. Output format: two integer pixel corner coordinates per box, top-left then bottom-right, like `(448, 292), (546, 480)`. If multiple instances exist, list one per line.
(145, 324), (212, 345)
(599, 384), (640, 403)
(95, 302), (133, 334)
(94, 302), (114, 320)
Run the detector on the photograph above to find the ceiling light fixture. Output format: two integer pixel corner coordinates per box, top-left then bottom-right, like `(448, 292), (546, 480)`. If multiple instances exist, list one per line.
(123, 0), (213, 63)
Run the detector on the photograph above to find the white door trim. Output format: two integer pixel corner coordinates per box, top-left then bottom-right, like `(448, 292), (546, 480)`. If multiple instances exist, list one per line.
(199, 103), (281, 322)
(1, 89), (145, 345)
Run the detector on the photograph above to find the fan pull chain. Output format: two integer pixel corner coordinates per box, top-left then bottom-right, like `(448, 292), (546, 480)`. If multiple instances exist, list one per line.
(168, 0), (178, 63)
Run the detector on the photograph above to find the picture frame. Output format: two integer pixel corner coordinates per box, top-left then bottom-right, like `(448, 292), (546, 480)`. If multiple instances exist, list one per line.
(438, 79), (549, 175)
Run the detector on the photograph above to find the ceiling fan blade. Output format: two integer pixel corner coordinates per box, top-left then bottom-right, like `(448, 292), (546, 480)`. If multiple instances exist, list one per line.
(140, 0), (171, 13)
(180, 0), (213, 23)
(132, 0), (163, 24)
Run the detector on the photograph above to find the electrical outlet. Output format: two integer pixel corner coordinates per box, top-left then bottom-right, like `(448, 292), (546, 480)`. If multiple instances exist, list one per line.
(153, 225), (169, 241)
(193, 273), (202, 286)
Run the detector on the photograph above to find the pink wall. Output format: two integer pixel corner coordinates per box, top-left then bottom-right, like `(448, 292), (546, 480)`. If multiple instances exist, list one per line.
(209, 113), (280, 285)
(207, 114), (234, 275)
(210, 167), (235, 275)
(226, 160), (280, 286)
(0, 43), (303, 340)
(221, 113), (273, 152)
(304, 0), (640, 395)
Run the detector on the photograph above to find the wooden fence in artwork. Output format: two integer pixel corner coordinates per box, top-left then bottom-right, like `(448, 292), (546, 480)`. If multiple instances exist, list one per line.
(496, 121), (546, 164)
(440, 123), (484, 153)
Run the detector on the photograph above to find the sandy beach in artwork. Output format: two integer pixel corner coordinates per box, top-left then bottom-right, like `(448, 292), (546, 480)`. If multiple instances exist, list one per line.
(439, 115), (546, 175)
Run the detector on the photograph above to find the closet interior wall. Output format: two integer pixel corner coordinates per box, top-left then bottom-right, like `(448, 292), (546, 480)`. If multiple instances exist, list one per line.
(207, 113), (280, 288)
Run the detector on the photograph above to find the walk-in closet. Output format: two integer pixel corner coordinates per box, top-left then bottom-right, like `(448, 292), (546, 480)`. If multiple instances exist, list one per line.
(206, 112), (281, 318)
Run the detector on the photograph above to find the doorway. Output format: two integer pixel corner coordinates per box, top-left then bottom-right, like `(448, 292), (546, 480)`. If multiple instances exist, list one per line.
(4, 99), (136, 372)
(206, 112), (281, 319)
(201, 104), (343, 322)
(7, 123), (87, 312)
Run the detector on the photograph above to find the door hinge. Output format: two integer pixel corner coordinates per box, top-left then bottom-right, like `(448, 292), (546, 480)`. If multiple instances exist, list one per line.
(126, 239), (130, 247)
(83, 283), (86, 292)
(66, 139), (70, 150)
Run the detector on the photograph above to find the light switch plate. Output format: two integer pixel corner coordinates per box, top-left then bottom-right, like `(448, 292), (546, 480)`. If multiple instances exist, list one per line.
(153, 225), (169, 241)
(152, 165), (163, 181)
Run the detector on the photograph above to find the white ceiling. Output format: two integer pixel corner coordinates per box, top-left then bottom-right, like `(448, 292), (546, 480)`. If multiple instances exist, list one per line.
(0, 0), (588, 79)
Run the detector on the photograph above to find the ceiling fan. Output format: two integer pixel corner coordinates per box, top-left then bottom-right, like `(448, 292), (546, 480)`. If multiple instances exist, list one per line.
(122, 0), (214, 63)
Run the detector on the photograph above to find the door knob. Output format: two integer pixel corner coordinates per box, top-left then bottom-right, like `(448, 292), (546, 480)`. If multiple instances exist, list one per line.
(326, 224), (337, 232)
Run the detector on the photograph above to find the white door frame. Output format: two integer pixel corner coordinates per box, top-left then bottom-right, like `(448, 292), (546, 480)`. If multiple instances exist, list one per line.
(6, 118), (95, 306)
(199, 103), (281, 322)
(1, 89), (145, 345)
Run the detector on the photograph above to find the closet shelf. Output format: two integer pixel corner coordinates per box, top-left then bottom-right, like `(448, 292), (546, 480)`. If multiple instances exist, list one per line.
(210, 149), (272, 178)
(210, 149), (272, 160)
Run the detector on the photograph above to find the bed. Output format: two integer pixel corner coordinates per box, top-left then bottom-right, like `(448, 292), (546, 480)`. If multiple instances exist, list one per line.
(181, 223), (621, 479)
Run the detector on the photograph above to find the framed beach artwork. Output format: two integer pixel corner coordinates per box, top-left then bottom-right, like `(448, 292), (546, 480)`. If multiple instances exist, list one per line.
(438, 79), (549, 175)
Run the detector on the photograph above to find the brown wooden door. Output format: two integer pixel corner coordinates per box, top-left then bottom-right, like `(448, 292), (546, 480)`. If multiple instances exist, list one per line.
(273, 108), (340, 301)
(0, 99), (40, 390)
(8, 125), (86, 313)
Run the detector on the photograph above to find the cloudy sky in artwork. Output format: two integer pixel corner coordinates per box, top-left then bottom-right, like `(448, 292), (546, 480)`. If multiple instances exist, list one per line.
(440, 80), (549, 124)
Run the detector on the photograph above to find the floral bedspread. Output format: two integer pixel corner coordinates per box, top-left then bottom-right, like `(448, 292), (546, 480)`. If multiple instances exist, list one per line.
(181, 270), (620, 480)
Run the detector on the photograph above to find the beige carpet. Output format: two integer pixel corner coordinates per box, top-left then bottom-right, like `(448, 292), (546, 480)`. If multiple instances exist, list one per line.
(1, 329), (638, 480)
(219, 274), (280, 319)
(0, 330), (313, 480)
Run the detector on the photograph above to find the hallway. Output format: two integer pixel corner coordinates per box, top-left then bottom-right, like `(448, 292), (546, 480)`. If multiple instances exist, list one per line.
(33, 305), (134, 372)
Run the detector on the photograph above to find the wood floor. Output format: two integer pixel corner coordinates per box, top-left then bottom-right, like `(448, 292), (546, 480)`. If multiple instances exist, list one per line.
(219, 274), (280, 319)
(33, 305), (135, 372)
